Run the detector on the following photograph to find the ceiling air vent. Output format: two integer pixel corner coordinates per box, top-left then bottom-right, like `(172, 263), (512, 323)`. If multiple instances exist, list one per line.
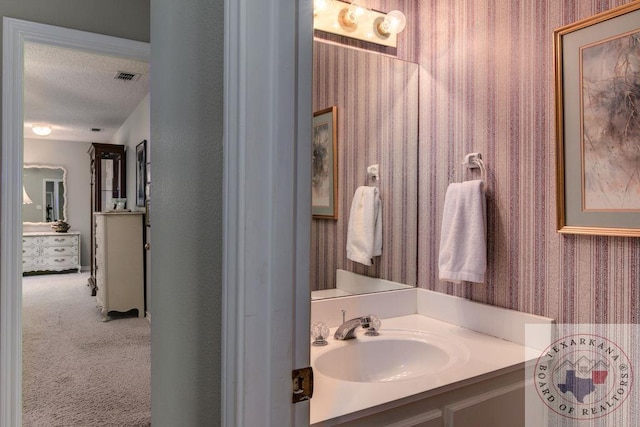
(114, 71), (141, 82)
(91, 128), (102, 133)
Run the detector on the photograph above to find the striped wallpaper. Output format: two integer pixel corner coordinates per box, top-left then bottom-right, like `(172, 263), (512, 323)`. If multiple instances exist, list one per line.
(311, 41), (419, 291)
(416, 0), (640, 325)
(312, 0), (640, 325)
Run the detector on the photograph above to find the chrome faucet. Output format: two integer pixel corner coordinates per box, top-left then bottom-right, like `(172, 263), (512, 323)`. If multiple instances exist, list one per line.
(334, 315), (372, 340)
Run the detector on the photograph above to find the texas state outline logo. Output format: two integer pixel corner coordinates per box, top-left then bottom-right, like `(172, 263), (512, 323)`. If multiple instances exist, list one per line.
(534, 333), (633, 420)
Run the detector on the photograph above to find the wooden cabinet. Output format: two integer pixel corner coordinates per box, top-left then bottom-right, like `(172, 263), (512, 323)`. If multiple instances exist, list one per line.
(88, 143), (126, 295)
(22, 231), (81, 274)
(94, 212), (144, 321)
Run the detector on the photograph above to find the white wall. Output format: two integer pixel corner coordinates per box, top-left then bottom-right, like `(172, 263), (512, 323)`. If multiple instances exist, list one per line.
(110, 92), (150, 206)
(23, 138), (91, 268)
(110, 93), (151, 314)
(150, 0), (223, 424)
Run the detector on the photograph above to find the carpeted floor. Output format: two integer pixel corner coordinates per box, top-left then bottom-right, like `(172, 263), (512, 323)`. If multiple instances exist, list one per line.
(22, 273), (151, 426)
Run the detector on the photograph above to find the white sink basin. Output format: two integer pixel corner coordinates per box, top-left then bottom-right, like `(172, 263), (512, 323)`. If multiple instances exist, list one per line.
(313, 330), (466, 382)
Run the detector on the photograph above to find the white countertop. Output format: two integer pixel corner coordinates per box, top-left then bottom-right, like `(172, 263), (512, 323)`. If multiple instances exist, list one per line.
(310, 313), (542, 425)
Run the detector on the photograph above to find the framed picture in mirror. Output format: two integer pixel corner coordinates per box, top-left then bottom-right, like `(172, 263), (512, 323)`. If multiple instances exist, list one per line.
(136, 140), (147, 207)
(312, 106), (338, 219)
(554, 2), (640, 237)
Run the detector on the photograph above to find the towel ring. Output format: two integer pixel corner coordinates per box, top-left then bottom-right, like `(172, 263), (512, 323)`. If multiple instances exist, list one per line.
(367, 164), (380, 186)
(462, 153), (486, 183)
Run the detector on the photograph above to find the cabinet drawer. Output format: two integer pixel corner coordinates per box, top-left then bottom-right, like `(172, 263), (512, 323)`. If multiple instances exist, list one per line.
(42, 255), (78, 269)
(22, 257), (40, 271)
(95, 216), (104, 235)
(22, 236), (42, 247)
(22, 246), (40, 257)
(43, 234), (78, 247)
(95, 233), (104, 250)
(42, 245), (78, 256)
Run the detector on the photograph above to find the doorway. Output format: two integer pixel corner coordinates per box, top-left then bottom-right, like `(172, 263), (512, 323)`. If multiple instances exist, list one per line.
(1, 17), (150, 425)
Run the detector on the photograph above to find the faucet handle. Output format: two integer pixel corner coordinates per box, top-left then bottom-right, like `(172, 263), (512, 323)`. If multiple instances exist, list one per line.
(311, 321), (330, 346)
(364, 315), (381, 336)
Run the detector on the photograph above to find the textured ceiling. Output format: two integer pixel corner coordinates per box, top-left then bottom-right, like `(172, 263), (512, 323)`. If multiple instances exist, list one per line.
(24, 42), (149, 143)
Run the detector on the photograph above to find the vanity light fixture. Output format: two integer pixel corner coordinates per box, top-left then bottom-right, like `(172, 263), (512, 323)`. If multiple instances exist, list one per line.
(23, 186), (33, 204)
(313, 0), (406, 48)
(31, 123), (52, 136)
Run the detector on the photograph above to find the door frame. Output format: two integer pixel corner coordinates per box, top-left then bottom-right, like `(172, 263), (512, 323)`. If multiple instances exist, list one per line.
(221, 0), (313, 424)
(0, 18), (150, 426)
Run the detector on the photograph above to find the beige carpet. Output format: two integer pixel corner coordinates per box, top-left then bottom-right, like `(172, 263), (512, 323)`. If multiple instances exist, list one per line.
(22, 273), (151, 426)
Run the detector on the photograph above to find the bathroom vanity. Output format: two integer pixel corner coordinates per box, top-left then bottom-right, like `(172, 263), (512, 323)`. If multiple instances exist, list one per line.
(310, 274), (554, 426)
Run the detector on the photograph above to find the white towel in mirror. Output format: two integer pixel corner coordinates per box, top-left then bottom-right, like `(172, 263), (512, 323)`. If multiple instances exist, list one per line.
(346, 186), (382, 266)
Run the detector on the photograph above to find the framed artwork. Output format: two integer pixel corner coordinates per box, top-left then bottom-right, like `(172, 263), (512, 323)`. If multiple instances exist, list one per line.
(312, 106), (338, 219)
(554, 2), (640, 237)
(135, 140), (147, 207)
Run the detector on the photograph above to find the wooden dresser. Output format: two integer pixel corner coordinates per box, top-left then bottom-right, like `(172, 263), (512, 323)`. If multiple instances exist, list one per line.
(94, 212), (144, 321)
(22, 231), (81, 274)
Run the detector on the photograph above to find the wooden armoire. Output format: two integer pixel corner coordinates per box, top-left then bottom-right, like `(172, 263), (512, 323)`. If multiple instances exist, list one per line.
(88, 143), (126, 295)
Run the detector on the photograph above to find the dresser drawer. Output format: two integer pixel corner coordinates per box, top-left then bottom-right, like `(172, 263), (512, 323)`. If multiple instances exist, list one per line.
(22, 236), (42, 247)
(42, 255), (78, 269)
(42, 245), (78, 257)
(43, 234), (78, 247)
(22, 257), (41, 271)
(22, 246), (40, 257)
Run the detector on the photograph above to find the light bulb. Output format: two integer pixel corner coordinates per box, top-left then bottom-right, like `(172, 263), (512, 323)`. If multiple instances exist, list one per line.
(378, 10), (406, 35)
(32, 124), (52, 136)
(350, 0), (368, 19)
(341, 0), (370, 27)
(314, 0), (334, 15)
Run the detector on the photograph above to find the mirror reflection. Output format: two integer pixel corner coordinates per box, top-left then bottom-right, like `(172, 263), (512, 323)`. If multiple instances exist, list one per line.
(23, 165), (67, 224)
(310, 41), (419, 299)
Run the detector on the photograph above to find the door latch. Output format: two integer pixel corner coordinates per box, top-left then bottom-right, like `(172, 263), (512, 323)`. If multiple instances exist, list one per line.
(292, 366), (314, 403)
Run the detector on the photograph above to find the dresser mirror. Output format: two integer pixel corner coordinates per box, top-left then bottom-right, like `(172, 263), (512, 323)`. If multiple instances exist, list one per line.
(22, 165), (67, 224)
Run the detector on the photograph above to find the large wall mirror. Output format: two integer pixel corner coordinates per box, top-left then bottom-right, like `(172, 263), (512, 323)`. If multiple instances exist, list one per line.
(23, 165), (67, 224)
(310, 41), (419, 299)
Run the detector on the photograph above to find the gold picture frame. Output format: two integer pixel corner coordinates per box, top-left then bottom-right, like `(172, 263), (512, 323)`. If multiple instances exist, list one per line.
(555, 2), (640, 237)
(312, 106), (338, 219)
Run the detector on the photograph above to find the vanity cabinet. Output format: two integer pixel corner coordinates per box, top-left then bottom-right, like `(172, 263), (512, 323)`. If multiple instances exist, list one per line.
(22, 231), (81, 274)
(94, 212), (144, 321)
(316, 368), (528, 427)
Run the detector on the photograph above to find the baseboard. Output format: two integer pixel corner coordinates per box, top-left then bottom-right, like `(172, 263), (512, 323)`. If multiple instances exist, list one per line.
(146, 311), (151, 325)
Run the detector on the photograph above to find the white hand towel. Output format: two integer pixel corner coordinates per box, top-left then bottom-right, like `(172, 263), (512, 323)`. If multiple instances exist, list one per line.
(346, 186), (382, 266)
(438, 180), (486, 283)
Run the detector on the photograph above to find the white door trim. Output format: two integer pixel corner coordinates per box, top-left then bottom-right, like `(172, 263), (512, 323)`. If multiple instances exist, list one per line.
(222, 0), (313, 425)
(1, 18), (149, 427)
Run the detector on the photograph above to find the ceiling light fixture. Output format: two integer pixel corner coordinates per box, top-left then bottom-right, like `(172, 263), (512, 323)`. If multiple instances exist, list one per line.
(31, 124), (52, 136)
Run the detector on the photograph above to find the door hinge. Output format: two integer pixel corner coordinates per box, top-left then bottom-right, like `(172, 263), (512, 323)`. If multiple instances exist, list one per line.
(292, 366), (314, 403)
